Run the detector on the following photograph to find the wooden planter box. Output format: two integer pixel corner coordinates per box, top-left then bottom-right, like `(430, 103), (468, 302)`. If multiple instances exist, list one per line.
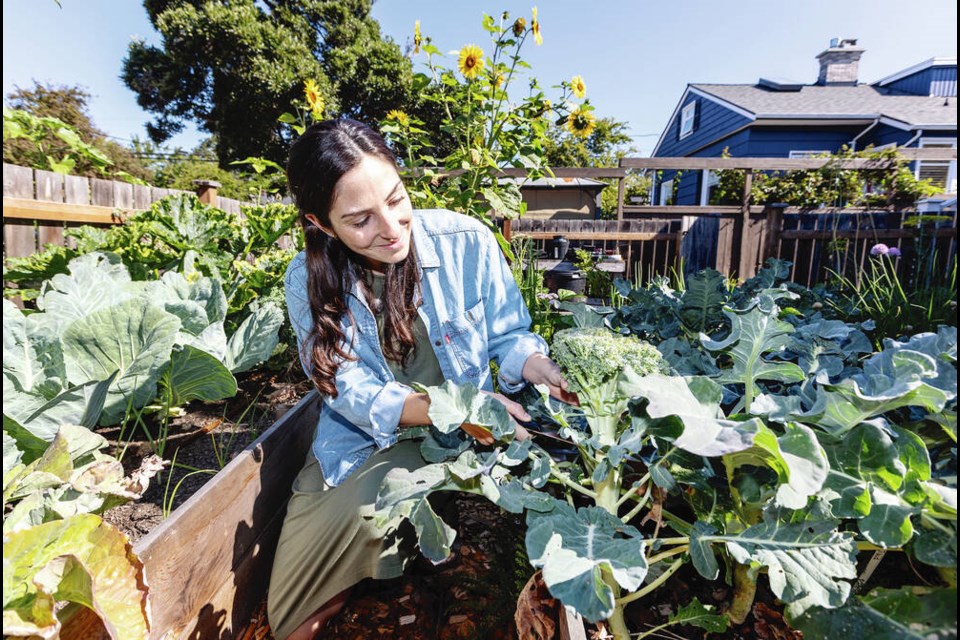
(62, 392), (319, 640)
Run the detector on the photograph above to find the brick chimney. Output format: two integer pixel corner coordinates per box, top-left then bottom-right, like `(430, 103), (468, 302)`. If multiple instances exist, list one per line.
(816, 38), (864, 86)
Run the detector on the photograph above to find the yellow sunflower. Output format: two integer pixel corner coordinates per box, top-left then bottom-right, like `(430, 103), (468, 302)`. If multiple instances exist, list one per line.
(386, 109), (411, 127)
(303, 79), (324, 120)
(492, 71), (504, 89)
(512, 17), (526, 38)
(566, 107), (596, 138)
(413, 20), (421, 54)
(457, 44), (485, 79)
(570, 75), (586, 99)
(531, 7), (542, 46)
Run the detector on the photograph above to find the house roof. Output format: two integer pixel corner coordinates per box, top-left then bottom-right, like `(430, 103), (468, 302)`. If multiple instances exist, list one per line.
(504, 177), (608, 190)
(690, 83), (956, 128)
(874, 57), (957, 87)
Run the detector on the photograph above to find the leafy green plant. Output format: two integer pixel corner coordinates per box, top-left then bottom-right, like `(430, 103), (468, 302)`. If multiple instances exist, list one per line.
(3, 106), (112, 177)
(380, 10), (596, 256)
(3, 255), (282, 452)
(830, 243), (957, 345)
(3, 422), (163, 638)
(572, 249), (612, 299)
(373, 279), (956, 639)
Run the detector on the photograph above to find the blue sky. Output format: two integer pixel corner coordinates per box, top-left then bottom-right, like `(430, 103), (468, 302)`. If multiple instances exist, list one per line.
(3, 0), (956, 156)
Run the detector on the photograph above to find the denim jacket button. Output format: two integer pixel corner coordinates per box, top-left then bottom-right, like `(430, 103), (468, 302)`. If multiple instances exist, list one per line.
(434, 340), (441, 346)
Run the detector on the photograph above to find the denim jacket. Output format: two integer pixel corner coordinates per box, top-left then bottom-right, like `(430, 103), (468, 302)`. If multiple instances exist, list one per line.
(285, 209), (548, 486)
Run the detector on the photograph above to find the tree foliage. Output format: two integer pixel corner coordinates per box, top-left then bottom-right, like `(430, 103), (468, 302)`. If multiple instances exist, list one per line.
(123, 0), (413, 165)
(3, 82), (152, 181)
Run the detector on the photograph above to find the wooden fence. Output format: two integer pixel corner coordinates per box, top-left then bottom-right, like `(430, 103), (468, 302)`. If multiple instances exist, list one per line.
(501, 148), (957, 285)
(4, 149), (958, 288)
(2, 163), (250, 260)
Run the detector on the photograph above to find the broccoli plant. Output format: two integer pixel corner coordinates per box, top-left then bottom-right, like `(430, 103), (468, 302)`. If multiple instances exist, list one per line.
(376, 312), (772, 638)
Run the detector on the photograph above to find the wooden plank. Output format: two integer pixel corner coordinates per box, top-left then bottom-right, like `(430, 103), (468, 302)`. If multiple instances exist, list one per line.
(64, 175), (90, 205)
(90, 178), (116, 207)
(62, 392), (319, 640)
(616, 175), (625, 220)
(37, 222), (65, 248)
(34, 170), (65, 202)
(3, 197), (121, 224)
(3, 220), (36, 260)
(737, 170), (755, 279)
(558, 607), (587, 640)
(114, 181), (134, 209)
(623, 205), (744, 216)
(516, 231), (679, 242)
(761, 205), (785, 267)
(780, 227), (956, 241)
(3, 163), (34, 198)
(133, 184), (152, 210)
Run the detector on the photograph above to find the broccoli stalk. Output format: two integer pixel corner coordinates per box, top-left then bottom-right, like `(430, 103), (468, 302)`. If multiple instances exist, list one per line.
(550, 327), (663, 638)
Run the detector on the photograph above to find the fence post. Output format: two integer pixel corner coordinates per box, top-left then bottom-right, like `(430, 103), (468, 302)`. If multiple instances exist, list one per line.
(194, 180), (221, 205)
(616, 173), (625, 220)
(760, 203), (787, 267)
(737, 169), (755, 280)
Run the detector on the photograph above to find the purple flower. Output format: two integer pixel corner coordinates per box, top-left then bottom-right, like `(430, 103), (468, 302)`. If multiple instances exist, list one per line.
(887, 247), (901, 258)
(870, 243), (889, 256)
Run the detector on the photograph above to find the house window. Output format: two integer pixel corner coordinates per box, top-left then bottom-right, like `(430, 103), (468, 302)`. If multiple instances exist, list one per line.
(660, 179), (674, 205)
(788, 150), (830, 159)
(679, 102), (697, 139)
(916, 138), (957, 193)
(700, 170), (720, 205)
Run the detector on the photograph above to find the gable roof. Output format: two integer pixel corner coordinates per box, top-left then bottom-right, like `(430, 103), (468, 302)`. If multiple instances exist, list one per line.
(874, 57), (957, 87)
(690, 83), (956, 128)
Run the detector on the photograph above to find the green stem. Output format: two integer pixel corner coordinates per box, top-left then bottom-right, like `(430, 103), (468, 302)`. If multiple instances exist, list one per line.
(548, 463), (596, 499)
(601, 567), (631, 640)
(646, 544), (689, 566)
(726, 562), (756, 625)
(620, 486), (652, 524)
(615, 557), (684, 607)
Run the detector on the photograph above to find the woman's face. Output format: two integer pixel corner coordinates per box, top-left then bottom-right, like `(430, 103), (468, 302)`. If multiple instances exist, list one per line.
(307, 154), (413, 272)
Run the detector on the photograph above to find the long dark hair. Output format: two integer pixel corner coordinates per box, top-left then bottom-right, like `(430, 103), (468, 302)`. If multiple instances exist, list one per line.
(287, 119), (421, 397)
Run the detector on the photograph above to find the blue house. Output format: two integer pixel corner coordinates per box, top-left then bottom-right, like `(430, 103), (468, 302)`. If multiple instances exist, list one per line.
(651, 39), (957, 206)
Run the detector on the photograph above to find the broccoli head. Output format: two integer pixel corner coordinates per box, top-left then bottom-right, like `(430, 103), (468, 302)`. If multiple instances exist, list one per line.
(551, 327), (662, 392)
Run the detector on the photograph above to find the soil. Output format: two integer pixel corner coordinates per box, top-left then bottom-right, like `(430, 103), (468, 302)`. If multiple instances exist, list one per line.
(101, 366), (313, 542)
(99, 371), (928, 640)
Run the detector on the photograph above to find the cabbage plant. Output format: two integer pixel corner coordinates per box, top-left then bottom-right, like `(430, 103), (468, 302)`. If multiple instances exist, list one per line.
(3, 253), (284, 445)
(3, 422), (164, 638)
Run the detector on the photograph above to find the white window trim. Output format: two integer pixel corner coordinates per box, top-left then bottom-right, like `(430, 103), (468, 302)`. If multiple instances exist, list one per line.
(788, 150), (830, 159)
(679, 102), (696, 140)
(699, 169), (720, 205)
(916, 137), (957, 193)
(660, 179), (674, 205)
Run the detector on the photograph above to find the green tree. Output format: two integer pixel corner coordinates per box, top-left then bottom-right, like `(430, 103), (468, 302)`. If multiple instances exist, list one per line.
(544, 116), (650, 217)
(543, 116), (634, 167)
(123, 0), (413, 166)
(3, 82), (153, 181)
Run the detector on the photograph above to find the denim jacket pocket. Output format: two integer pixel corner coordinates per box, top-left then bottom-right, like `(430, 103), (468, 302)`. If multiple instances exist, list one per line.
(442, 299), (487, 380)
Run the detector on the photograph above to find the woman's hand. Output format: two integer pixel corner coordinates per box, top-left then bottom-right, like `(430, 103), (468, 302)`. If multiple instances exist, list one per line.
(521, 352), (580, 405)
(461, 392), (531, 445)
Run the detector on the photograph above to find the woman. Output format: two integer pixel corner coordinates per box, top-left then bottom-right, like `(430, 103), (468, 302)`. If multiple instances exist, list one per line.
(268, 118), (571, 639)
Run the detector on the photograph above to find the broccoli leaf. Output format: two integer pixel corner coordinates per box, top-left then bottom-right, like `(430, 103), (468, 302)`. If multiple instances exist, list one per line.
(699, 292), (805, 411)
(526, 503), (647, 623)
(791, 586), (957, 640)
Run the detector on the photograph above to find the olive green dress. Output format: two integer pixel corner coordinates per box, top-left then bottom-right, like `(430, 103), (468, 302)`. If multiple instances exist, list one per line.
(267, 273), (444, 640)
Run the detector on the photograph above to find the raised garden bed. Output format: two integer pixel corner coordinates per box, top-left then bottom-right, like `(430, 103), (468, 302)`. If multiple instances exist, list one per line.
(62, 393), (318, 639)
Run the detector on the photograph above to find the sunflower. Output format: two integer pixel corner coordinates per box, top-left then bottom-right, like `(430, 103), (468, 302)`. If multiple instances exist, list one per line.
(492, 71), (504, 89)
(457, 44), (485, 79)
(303, 79), (324, 120)
(386, 109), (411, 127)
(570, 75), (586, 99)
(512, 16), (526, 38)
(413, 20), (422, 54)
(531, 7), (542, 46)
(566, 107), (596, 138)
